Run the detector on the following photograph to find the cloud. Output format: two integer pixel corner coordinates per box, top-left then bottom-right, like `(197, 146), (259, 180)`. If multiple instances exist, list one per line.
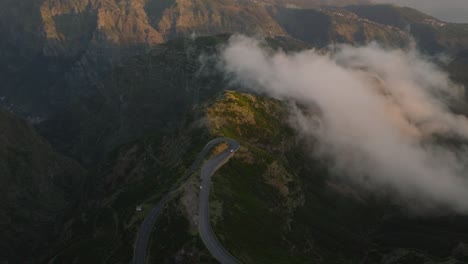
(220, 35), (468, 214)
(372, 0), (468, 23)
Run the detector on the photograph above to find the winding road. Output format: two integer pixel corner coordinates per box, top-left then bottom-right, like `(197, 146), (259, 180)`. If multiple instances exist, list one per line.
(132, 138), (240, 264)
(198, 138), (240, 264)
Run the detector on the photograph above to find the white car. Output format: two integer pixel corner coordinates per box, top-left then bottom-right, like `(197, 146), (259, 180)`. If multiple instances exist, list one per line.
(199, 185), (203, 190)
(230, 149), (234, 153)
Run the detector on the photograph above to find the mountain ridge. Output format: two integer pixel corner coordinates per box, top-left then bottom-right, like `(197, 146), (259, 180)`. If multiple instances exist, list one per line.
(3, 0), (467, 117)
(2, 2), (468, 263)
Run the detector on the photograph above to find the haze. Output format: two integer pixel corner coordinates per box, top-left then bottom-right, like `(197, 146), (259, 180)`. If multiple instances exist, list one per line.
(373, 0), (468, 23)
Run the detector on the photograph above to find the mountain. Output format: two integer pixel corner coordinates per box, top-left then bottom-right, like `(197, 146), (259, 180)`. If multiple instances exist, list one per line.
(0, 0), (433, 118)
(2, 2), (468, 264)
(0, 0), (285, 116)
(343, 4), (468, 94)
(269, 6), (410, 47)
(256, 0), (372, 8)
(36, 35), (234, 163)
(346, 4), (468, 53)
(449, 50), (468, 97)
(0, 111), (86, 263)
(203, 91), (468, 264)
(2, 1), (467, 126)
(46, 89), (468, 263)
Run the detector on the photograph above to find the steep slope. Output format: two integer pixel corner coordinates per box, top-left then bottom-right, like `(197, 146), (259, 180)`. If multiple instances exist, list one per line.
(3, 0), (464, 124)
(2, 5), (468, 263)
(346, 4), (468, 53)
(35, 31), (468, 262)
(0, 0), (286, 116)
(36, 35), (230, 163)
(449, 50), (468, 95)
(36, 34), (310, 163)
(47, 127), (217, 263)
(0, 0), (426, 118)
(269, 6), (411, 47)
(0, 0), (162, 115)
(255, 0), (371, 8)
(146, 0), (286, 39)
(206, 91), (468, 264)
(0, 111), (86, 263)
(46, 90), (468, 263)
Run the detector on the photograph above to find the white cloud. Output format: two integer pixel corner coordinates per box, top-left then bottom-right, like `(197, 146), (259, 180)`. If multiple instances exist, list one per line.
(220, 35), (468, 214)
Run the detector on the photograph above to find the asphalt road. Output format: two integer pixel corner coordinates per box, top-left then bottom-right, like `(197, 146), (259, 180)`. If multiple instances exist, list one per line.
(198, 138), (240, 264)
(133, 138), (240, 264)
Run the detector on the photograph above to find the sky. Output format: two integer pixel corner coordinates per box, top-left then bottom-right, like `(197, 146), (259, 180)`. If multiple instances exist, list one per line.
(373, 0), (468, 23)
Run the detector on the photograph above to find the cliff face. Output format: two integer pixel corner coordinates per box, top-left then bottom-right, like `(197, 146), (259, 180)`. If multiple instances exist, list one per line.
(0, 0), (163, 114)
(0, 0), (162, 60)
(2, 0), (467, 121)
(146, 0), (286, 39)
(0, 111), (86, 263)
(0, 0), (422, 117)
(0, 0), (287, 115)
(0, 0), (409, 62)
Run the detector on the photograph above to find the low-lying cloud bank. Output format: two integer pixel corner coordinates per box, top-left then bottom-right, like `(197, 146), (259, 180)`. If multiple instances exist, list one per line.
(220, 35), (468, 214)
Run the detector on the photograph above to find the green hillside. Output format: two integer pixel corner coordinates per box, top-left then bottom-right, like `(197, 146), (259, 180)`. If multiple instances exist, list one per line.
(2, 2), (468, 264)
(44, 90), (468, 263)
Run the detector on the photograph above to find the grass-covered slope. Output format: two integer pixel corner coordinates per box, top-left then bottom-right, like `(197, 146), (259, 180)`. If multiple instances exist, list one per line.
(47, 124), (216, 263)
(205, 91), (468, 264)
(205, 91), (377, 263)
(206, 91), (306, 263)
(46, 90), (468, 263)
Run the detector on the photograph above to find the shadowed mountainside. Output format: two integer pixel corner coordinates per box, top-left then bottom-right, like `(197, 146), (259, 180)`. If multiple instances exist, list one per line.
(2, 0), (458, 118)
(346, 4), (468, 53)
(2, 2), (468, 263)
(0, 111), (86, 263)
(46, 90), (468, 263)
